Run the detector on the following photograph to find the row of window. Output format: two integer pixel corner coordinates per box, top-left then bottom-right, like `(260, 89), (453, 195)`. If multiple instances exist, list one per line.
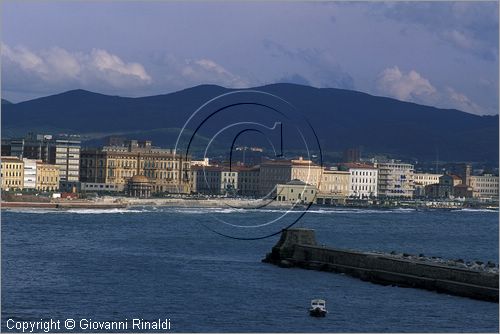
(351, 170), (376, 176)
(1, 171), (22, 177)
(1, 163), (22, 169)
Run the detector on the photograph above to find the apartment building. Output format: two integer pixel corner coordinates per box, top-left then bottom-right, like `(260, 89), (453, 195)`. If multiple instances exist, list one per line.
(470, 174), (499, 200)
(80, 140), (191, 194)
(375, 160), (414, 198)
(1, 156), (24, 190)
(319, 168), (350, 196)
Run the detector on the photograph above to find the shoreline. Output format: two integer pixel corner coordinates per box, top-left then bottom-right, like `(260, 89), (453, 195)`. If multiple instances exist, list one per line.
(1, 196), (498, 211)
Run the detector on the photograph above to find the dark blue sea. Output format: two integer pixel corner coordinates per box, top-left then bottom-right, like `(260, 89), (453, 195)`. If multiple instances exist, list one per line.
(1, 206), (499, 332)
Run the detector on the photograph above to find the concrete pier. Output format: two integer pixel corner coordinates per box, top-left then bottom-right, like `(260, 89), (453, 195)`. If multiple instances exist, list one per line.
(263, 228), (499, 302)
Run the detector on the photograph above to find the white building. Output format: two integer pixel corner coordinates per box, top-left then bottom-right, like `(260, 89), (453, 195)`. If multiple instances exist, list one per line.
(191, 166), (238, 195)
(376, 161), (414, 198)
(22, 158), (37, 189)
(346, 164), (378, 198)
(470, 174), (499, 200)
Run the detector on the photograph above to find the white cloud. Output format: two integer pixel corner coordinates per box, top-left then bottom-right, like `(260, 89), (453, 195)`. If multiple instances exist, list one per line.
(181, 58), (249, 88)
(444, 87), (483, 115)
(153, 53), (250, 89)
(376, 66), (436, 102)
(376, 65), (490, 115)
(90, 49), (151, 83)
(1, 43), (152, 94)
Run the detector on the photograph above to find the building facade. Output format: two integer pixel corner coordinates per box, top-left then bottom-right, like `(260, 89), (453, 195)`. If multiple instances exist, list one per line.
(276, 179), (317, 204)
(346, 164), (378, 198)
(470, 174), (499, 200)
(1, 156), (24, 190)
(54, 135), (81, 182)
(319, 168), (350, 196)
(259, 157), (322, 197)
(413, 172), (442, 197)
(80, 140), (191, 194)
(191, 166), (238, 195)
(376, 161), (414, 198)
(23, 158), (37, 189)
(237, 167), (260, 197)
(36, 162), (60, 191)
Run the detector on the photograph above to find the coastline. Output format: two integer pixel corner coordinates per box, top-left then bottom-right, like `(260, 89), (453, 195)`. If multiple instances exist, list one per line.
(1, 196), (498, 211)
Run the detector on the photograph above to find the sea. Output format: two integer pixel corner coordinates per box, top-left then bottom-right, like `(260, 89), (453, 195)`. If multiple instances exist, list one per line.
(1, 206), (499, 332)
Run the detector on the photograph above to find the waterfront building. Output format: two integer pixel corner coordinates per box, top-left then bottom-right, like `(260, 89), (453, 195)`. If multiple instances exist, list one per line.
(1, 156), (24, 190)
(2, 133), (81, 184)
(426, 174), (463, 199)
(259, 157), (322, 197)
(276, 179), (317, 204)
(413, 172), (442, 197)
(375, 160), (414, 198)
(54, 134), (81, 182)
(470, 174), (499, 200)
(126, 174), (152, 198)
(344, 163), (378, 198)
(35, 162), (60, 191)
(439, 174), (463, 198)
(444, 163), (472, 186)
(80, 140), (191, 194)
(319, 168), (350, 197)
(22, 158), (37, 189)
(191, 166), (238, 195)
(237, 166), (260, 197)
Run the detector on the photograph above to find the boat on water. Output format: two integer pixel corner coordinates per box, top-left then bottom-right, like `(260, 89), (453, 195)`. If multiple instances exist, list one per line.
(309, 299), (327, 317)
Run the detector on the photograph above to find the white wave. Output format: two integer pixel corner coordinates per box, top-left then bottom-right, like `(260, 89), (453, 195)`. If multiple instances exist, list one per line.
(2, 208), (145, 214)
(65, 208), (145, 214)
(455, 208), (499, 213)
(2, 208), (61, 214)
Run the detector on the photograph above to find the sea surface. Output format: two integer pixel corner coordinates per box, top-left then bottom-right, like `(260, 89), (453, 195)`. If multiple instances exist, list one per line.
(1, 206), (499, 332)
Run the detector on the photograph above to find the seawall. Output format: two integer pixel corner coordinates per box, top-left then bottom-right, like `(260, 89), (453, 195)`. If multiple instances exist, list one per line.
(263, 228), (499, 302)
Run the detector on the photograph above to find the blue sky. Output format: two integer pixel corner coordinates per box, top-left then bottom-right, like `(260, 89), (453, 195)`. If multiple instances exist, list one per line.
(1, 1), (498, 115)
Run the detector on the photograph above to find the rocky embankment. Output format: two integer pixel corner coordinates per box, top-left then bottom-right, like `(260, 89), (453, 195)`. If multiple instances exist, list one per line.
(372, 250), (499, 274)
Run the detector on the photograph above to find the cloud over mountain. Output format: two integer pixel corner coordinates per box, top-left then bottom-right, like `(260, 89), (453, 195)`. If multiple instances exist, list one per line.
(1, 44), (152, 96)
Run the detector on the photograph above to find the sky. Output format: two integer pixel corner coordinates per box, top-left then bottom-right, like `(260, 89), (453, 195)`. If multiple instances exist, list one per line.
(1, 1), (499, 115)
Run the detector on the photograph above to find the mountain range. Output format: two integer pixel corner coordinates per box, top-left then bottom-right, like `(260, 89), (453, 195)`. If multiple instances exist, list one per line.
(1, 83), (498, 163)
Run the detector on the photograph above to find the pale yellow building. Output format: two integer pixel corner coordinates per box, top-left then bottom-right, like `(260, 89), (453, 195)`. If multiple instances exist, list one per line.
(259, 157), (322, 196)
(80, 140), (191, 194)
(470, 174), (499, 200)
(36, 161), (60, 191)
(1, 156), (24, 190)
(319, 169), (350, 196)
(276, 179), (317, 204)
(413, 172), (442, 197)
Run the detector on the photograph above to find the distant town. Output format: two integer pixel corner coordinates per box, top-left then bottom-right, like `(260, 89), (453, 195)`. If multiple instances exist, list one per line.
(1, 132), (498, 209)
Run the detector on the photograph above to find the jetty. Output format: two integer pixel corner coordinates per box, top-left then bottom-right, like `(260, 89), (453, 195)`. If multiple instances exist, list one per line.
(263, 228), (499, 302)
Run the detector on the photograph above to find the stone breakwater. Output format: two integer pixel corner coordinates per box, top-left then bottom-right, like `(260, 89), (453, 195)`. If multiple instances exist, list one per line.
(263, 228), (499, 302)
(370, 251), (499, 274)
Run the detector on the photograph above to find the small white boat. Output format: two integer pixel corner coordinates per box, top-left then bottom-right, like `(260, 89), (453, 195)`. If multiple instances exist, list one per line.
(309, 299), (327, 317)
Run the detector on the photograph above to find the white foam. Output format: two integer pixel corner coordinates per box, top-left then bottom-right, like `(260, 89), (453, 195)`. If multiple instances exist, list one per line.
(455, 208), (498, 213)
